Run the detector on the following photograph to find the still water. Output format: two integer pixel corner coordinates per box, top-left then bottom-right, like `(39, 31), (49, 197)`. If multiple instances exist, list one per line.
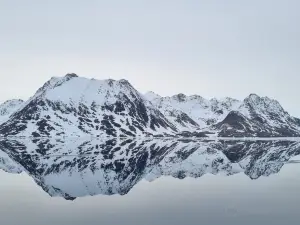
(0, 138), (300, 225)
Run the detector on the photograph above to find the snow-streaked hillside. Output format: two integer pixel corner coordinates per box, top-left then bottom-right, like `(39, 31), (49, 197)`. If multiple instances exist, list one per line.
(0, 74), (177, 137)
(146, 91), (300, 137)
(0, 99), (24, 124)
(0, 74), (299, 137)
(215, 94), (300, 137)
(145, 92), (241, 128)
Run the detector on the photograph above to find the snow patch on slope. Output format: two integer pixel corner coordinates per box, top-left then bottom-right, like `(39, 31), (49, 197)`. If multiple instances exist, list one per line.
(0, 99), (24, 124)
(145, 92), (241, 128)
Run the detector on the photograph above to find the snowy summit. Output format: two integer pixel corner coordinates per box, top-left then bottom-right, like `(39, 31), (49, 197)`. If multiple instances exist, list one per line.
(0, 74), (299, 138)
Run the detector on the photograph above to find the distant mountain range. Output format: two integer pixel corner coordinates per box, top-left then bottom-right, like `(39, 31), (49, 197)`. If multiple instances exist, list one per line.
(0, 73), (299, 137)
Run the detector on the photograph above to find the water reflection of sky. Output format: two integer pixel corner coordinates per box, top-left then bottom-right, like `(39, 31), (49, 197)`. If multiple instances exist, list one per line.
(1, 160), (300, 225)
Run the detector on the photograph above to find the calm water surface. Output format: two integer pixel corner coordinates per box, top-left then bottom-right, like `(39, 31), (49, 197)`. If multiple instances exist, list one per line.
(0, 138), (300, 225)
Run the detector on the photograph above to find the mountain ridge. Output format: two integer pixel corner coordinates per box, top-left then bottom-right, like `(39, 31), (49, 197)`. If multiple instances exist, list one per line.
(0, 74), (299, 138)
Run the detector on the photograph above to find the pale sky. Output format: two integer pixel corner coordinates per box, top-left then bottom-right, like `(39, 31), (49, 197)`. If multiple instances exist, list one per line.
(0, 0), (299, 116)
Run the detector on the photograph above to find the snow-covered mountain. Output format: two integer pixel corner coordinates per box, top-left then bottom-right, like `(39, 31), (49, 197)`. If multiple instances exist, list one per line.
(145, 92), (241, 128)
(0, 74), (177, 137)
(145, 92), (300, 137)
(0, 74), (299, 137)
(215, 94), (300, 137)
(0, 138), (299, 199)
(0, 99), (24, 124)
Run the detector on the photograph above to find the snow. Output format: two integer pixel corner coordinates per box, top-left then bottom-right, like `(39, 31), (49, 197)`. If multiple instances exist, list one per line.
(239, 94), (298, 131)
(0, 150), (24, 173)
(1, 75), (178, 137)
(144, 91), (162, 102)
(145, 92), (241, 129)
(0, 74), (299, 138)
(0, 99), (24, 124)
(45, 77), (136, 107)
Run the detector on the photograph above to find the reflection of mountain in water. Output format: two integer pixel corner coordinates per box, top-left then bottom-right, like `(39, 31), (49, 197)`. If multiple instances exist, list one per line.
(0, 138), (300, 200)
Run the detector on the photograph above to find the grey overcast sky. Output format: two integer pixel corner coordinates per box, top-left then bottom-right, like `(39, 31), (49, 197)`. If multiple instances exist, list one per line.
(0, 0), (299, 116)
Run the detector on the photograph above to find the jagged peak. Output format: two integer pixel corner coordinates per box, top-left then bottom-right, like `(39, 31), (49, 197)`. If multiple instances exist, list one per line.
(21, 75), (152, 115)
(35, 75), (139, 98)
(174, 93), (186, 97)
(0, 99), (24, 113)
(0, 99), (25, 118)
(118, 78), (130, 83)
(243, 93), (265, 105)
(244, 94), (281, 106)
(145, 91), (159, 95)
(189, 95), (206, 101)
(210, 97), (236, 103)
(245, 93), (261, 101)
(65, 73), (78, 78)
(0, 99), (24, 105)
(117, 79), (135, 89)
(241, 94), (287, 118)
(249, 93), (260, 98)
(221, 97), (240, 102)
(144, 91), (162, 101)
(243, 94), (283, 107)
(172, 93), (187, 102)
(210, 97), (218, 102)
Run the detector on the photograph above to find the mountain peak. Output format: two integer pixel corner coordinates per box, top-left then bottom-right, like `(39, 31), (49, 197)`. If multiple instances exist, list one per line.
(244, 94), (283, 110)
(118, 79), (130, 84)
(0, 75), (298, 138)
(247, 93), (260, 100)
(222, 97), (240, 102)
(0, 99), (25, 123)
(172, 93), (187, 102)
(144, 91), (162, 101)
(0, 75), (179, 137)
(65, 73), (78, 78)
(243, 94), (264, 106)
(1, 99), (24, 105)
(190, 95), (205, 101)
(115, 79), (137, 93)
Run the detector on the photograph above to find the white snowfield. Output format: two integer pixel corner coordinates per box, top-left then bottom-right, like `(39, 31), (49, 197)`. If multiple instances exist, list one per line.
(0, 74), (299, 137)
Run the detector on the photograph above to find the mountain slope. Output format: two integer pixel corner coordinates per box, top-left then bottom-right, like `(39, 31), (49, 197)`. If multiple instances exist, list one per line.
(146, 92), (300, 137)
(146, 93), (241, 129)
(144, 92), (201, 131)
(0, 75), (299, 137)
(215, 94), (300, 137)
(0, 99), (24, 124)
(0, 74), (177, 137)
